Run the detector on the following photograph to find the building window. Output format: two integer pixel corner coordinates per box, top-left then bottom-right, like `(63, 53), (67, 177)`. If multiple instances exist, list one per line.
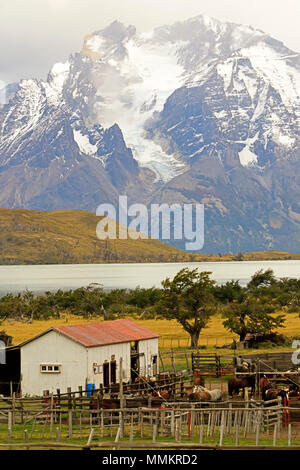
(40, 364), (61, 373)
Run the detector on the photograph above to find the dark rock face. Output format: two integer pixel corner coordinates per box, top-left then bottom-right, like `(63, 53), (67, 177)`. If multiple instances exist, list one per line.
(0, 15), (299, 253)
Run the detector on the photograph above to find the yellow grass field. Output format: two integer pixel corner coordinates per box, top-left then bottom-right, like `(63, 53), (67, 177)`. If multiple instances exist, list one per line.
(2, 312), (300, 352)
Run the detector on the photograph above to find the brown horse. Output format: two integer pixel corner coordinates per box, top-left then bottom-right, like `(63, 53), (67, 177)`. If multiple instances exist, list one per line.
(264, 388), (287, 404)
(151, 389), (173, 400)
(134, 376), (147, 383)
(259, 376), (271, 395)
(189, 391), (211, 402)
(228, 375), (255, 398)
(260, 376), (287, 404)
(194, 374), (205, 387)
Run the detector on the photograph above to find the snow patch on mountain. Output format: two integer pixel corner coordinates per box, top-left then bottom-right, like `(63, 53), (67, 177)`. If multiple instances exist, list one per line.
(73, 129), (98, 156)
(239, 145), (258, 166)
(51, 61), (70, 90)
(217, 61), (234, 92)
(272, 130), (295, 148)
(236, 133), (259, 166)
(240, 43), (300, 111)
(91, 36), (188, 181)
(0, 81), (6, 105)
(85, 36), (105, 54)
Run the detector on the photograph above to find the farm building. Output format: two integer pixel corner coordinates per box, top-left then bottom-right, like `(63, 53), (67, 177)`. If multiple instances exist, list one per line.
(6, 319), (159, 396)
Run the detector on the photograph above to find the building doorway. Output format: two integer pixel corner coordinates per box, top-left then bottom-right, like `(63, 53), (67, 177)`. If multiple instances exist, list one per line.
(130, 354), (139, 382)
(110, 361), (116, 384)
(152, 355), (158, 376)
(130, 341), (139, 382)
(103, 362), (110, 388)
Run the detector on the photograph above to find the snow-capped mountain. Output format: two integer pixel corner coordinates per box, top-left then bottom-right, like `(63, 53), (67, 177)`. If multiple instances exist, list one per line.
(0, 15), (299, 253)
(0, 83), (18, 106)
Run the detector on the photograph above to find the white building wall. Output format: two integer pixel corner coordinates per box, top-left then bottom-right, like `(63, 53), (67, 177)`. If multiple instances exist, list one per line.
(138, 338), (159, 377)
(87, 342), (131, 385)
(21, 331), (159, 396)
(21, 331), (87, 396)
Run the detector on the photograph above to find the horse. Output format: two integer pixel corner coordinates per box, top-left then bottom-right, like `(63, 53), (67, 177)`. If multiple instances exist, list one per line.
(151, 389), (173, 400)
(264, 387), (287, 405)
(189, 386), (223, 402)
(209, 389), (223, 401)
(194, 374), (205, 387)
(288, 385), (300, 398)
(228, 375), (255, 398)
(260, 376), (288, 405)
(259, 375), (271, 395)
(189, 391), (211, 402)
(134, 376), (147, 383)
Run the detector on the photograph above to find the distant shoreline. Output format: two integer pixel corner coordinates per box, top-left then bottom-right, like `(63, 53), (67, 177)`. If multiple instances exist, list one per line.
(1, 254), (300, 266)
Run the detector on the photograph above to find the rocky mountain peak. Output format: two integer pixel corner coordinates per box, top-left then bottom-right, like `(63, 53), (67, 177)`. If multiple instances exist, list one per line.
(0, 15), (299, 253)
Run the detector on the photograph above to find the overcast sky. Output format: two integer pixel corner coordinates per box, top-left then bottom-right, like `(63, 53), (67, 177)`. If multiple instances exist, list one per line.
(0, 0), (300, 85)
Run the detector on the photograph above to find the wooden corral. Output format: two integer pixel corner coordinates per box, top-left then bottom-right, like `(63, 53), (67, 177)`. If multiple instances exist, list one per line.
(245, 352), (297, 372)
(191, 353), (222, 376)
(1, 392), (299, 450)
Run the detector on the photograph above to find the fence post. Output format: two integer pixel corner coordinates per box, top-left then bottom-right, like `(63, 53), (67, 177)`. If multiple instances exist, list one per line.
(235, 422), (239, 446)
(228, 403), (232, 435)
(152, 423), (157, 443)
(288, 423), (291, 446)
(87, 428), (95, 448)
(190, 405), (195, 439)
(101, 409), (104, 437)
(24, 429), (29, 450)
(171, 350), (176, 374)
(113, 427), (121, 450)
(199, 412), (204, 444)
(130, 414), (134, 443)
(244, 407), (249, 438)
(255, 415), (260, 446)
(68, 409), (73, 439)
(178, 412), (182, 443)
(67, 387), (72, 409)
(207, 412), (211, 437)
(273, 423), (277, 447)
(219, 410), (225, 446)
(56, 388), (61, 409)
(119, 357), (124, 405)
(12, 392), (16, 425)
(171, 410), (175, 437)
(50, 393), (54, 433)
(8, 411), (12, 450)
(119, 410), (124, 439)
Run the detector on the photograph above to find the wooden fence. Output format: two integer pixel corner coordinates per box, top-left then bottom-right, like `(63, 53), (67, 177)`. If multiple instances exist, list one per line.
(0, 399), (299, 450)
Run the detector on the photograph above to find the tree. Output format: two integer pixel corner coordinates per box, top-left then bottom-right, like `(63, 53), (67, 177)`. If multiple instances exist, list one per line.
(222, 297), (285, 341)
(222, 270), (285, 341)
(213, 280), (245, 303)
(156, 268), (216, 349)
(247, 269), (276, 289)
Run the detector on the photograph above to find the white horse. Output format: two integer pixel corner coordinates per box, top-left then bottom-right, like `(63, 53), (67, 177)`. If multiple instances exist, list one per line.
(193, 385), (223, 401)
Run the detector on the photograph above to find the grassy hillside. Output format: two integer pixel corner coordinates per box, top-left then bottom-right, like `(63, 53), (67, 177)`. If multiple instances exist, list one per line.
(0, 208), (299, 264)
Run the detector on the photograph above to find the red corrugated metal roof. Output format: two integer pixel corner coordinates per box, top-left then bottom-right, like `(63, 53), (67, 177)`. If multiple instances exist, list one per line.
(53, 319), (159, 347)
